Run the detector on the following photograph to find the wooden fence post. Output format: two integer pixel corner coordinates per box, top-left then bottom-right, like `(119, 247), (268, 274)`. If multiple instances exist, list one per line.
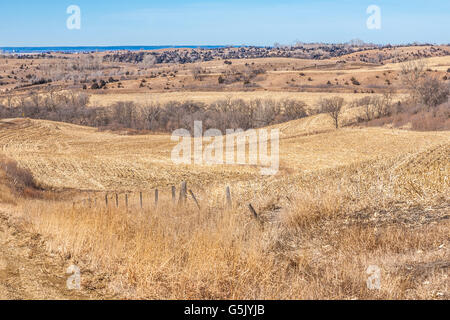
(179, 182), (187, 204)
(189, 190), (200, 210)
(140, 192), (143, 209)
(248, 204), (258, 219)
(115, 193), (119, 208)
(105, 193), (108, 207)
(125, 194), (128, 209)
(226, 186), (232, 209)
(172, 186), (176, 204)
(155, 189), (159, 208)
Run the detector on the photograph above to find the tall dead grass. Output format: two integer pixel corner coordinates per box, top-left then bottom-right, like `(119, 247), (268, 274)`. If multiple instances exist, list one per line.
(15, 144), (450, 300)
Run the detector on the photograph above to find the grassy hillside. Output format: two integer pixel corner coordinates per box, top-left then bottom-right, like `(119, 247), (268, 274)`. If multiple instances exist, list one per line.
(0, 118), (447, 191)
(0, 109), (448, 299)
(13, 140), (449, 299)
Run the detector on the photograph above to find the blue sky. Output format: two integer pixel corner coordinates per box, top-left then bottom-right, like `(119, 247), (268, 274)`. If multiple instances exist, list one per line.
(0, 0), (449, 46)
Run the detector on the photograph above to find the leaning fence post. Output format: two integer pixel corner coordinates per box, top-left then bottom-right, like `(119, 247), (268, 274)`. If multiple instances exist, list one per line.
(189, 190), (200, 210)
(140, 192), (143, 209)
(248, 204), (258, 219)
(172, 186), (176, 204)
(115, 193), (119, 208)
(105, 193), (108, 207)
(155, 189), (159, 208)
(226, 186), (232, 209)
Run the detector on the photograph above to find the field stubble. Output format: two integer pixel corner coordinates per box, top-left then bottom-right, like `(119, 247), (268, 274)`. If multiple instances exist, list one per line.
(0, 108), (448, 299)
(3, 122), (450, 299)
(8, 136), (449, 299)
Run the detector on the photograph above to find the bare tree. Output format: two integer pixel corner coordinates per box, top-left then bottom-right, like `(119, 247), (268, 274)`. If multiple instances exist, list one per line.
(77, 92), (90, 107)
(319, 97), (345, 129)
(354, 96), (375, 121)
(30, 92), (41, 107)
(45, 87), (59, 110)
(400, 60), (427, 102)
(401, 60), (449, 108)
(280, 99), (308, 121)
(4, 94), (16, 108)
(190, 65), (204, 81)
(416, 76), (449, 109)
(376, 90), (394, 117)
(143, 104), (162, 131)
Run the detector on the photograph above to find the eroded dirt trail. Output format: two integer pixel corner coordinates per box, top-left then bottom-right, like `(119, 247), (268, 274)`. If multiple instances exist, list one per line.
(0, 211), (100, 300)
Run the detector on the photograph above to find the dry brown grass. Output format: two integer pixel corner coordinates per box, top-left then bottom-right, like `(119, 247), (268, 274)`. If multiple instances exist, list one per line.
(1, 118), (448, 192)
(0, 169), (15, 204)
(1, 45), (449, 299)
(0, 112), (448, 300)
(10, 142), (449, 300)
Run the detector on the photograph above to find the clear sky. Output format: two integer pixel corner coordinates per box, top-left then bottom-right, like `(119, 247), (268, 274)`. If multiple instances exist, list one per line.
(0, 0), (449, 47)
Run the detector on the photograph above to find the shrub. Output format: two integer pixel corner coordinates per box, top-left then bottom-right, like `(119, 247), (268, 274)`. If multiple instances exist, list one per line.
(0, 157), (38, 195)
(351, 77), (360, 85)
(416, 76), (449, 108)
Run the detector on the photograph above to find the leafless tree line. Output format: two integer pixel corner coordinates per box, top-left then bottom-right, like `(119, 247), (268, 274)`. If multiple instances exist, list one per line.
(0, 96), (309, 133)
(337, 62), (450, 130)
(350, 91), (394, 122)
(318, 64), (449, 129)
(2, 90), (89, 110)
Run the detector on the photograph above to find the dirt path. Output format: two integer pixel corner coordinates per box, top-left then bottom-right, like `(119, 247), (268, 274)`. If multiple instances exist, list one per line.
(0, 211), (105, 300)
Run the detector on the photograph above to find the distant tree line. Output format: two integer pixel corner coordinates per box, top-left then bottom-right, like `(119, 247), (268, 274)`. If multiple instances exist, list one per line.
(101, 44), (450, 66)
(0, 95), (309, 133)
(346, 63), (450, 130)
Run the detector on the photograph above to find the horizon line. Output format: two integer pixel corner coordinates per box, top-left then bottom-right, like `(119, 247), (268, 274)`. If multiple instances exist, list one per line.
(1, 42), (449, 50)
